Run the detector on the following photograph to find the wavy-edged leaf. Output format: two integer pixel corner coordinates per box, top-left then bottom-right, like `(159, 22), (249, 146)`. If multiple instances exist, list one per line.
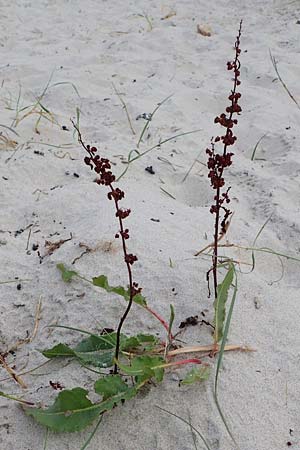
(117, 355), (165, 383)
(42, 343), (76, 359)
(92, 275), (128, 297)
(181, 366), (211, 385)
(122, 334), (159, 351)
(24, 385), (137, 432)
(94, 375), (130, 400)
(24, 388), (100, 432)
(57, 263), (78, 282)
(131, 292), (147, 307)
(75, 333), (119, 351)
(92, 274), (147, 307)
(213, 263), (234, 343)
(42, 333), (124, 368)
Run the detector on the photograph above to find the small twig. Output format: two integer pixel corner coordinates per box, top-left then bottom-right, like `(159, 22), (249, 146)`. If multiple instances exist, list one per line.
(194, 213), (234, 256)
(26, 226), (32, 250)
(0, 360), (51, 383)
(160, 186), (176, 199)
(41, 233), (73, 259)
(164, 344), (254, 357)
(0, 354), (27, 388)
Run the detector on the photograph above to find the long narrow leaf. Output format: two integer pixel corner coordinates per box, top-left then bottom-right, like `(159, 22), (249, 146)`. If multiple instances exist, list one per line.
(80, 415), (103, 450)
(156, 405), (212, 450)
(214, 267), (239, 447)
(214, 264), (234, 343)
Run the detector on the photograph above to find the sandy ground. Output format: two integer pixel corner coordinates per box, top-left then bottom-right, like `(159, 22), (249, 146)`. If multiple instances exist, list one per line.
(0, 0), (300, 449)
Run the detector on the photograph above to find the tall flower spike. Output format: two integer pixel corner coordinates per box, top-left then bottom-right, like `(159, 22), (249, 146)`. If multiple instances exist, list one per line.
(206, 20), (242, 301)
(73, 122), (140, 374)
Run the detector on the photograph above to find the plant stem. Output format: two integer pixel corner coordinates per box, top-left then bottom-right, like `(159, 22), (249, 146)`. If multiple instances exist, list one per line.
(210, 21), (242, 303)
(109, 184), (135, 374)
(213, 186), (220, 300)
(73, 122), (138, 375)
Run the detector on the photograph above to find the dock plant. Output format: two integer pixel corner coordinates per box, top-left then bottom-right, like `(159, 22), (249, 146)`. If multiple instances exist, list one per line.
(0, 22), (250, 450)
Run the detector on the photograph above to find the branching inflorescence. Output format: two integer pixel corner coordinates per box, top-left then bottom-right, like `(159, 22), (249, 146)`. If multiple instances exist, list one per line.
(207, 20), (242, 302)
(73, 123), (141, 374)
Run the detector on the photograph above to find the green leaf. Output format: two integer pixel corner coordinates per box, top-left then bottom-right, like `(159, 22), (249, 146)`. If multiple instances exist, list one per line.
(117, 355), (165, 383)
(213, 264), (234, 343)
(92, 275), (129, 298)
(181, 366), (211, 385)
(24, 384), (138, 432)
(74, 334), (120, 368)
(122, 334), (158, 351)
(214, 266), (238, 446)
(131, 293), (147, 307)
(75, 333), (118, 351)
(42, 343), (75, 359)
(42, 333), (124, 368)
(94, 375), (129, 400)
(41, 332), (159, 370)
(57, 263), (78, 282)
(24, 388), (101, 432)
(92, 274), (147, 307)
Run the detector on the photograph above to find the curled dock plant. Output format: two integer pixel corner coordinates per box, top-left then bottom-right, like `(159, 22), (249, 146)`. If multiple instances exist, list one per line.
(73, 122), (141, 374)
(206, 20), (242, 345)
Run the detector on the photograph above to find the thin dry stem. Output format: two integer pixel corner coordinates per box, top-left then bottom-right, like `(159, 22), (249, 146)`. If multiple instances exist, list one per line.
(0, 354), (27, 388)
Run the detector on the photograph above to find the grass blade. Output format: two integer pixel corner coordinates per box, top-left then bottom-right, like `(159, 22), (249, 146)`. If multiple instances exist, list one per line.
(0, 124), (19, 136)
(250, 133), (267, 161)
(214, 264), (234, 343)
(214, 266), (238, 447)
(80, 415), (103, 450)
(136, 94), (173, 147)
(43, 428), (49, 450)
(51, 81), (81, 99)
(112, 82), (136, 135)
(248, 214), (273, 274)
(188, 411), (199, 450)
(116, 129), (201, 181)
(270, 50), (300, 110)
(156, 405), (212, 450)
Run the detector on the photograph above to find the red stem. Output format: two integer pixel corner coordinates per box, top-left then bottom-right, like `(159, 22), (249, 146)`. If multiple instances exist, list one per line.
(145, 305), (173, 339)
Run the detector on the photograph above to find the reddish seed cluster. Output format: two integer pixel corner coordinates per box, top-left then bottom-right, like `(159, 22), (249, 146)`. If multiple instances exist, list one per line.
(207, 24), (242, 234)
(84, 148), (116, 186)
(125, 254), (138, 265)
(116, 208), (131, 219)
(207, 146), (234, 190)
(107, 188), (125, 202)
(82, 140), (139, 276)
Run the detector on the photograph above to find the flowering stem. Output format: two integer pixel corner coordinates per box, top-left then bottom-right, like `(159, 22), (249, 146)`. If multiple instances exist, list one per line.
(74, 123), (141, 374)
(207, 21), (243, 304)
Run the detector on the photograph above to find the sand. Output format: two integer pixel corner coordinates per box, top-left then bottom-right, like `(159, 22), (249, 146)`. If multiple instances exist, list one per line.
(0, 0), (300, 449)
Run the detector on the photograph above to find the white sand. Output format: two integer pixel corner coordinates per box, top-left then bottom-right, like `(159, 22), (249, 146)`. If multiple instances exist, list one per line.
(1, 0), (300, 449)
